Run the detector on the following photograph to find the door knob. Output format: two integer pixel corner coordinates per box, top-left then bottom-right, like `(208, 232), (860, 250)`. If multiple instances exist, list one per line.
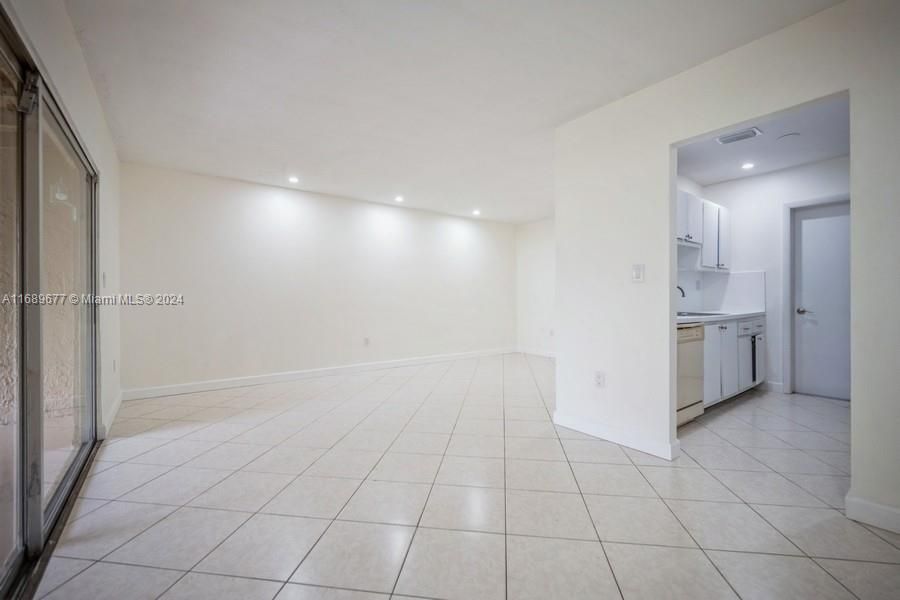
(796, 307), (813, 315)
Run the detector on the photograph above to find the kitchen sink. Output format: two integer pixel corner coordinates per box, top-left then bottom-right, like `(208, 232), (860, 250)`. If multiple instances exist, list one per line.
(677, 311), (726, 316)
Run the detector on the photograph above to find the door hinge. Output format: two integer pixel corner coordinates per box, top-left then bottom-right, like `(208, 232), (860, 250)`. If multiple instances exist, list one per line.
(17, 71), (39, 114)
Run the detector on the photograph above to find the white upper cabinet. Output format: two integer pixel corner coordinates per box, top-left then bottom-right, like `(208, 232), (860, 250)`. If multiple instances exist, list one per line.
(687, 194), (703, 245)
(676, 190), (688, 241)
(701, 201), (719, 268)
(717, 205), (731, 270)
(700, 200), (730, 270)
(676, 190), (703, 244)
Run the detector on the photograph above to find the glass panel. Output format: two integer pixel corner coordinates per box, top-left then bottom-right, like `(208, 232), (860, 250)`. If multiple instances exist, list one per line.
(0, 52), (22, 577)
(40, 103), (92, 508)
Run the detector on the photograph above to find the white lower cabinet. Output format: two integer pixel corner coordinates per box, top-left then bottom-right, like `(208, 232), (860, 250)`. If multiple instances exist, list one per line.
(754, 334), (766, 385)
(703, 324), (722, 406)
(738, 334), (753, 390)
(703, 317), (764, 407)
(720, 322), (739, 398)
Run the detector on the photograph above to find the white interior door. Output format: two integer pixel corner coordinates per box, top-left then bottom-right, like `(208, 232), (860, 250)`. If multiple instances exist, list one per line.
(793, 202), (850, 399)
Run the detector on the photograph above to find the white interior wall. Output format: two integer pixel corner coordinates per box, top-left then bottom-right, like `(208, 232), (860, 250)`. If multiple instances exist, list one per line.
(120, 163), (517, 395)
(703, 156), (850, 391)
(3, 0), (122, 435)
(676, 175), (705, 198)
(515, 219), (555, 357)
(555, 0), (900, 531)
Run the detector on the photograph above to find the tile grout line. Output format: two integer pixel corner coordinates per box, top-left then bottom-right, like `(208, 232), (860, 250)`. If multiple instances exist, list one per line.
(50, 358), (879, 599)
(625, 444), (746, 599)
(388, 357), (476, 597)
(687, 406), (850, 505)
(30, 558), (94, 599)
(239, 360), (452, 597)
(861, 525), (900, 552)
(49, 524), (900, 598)
(207, 367), (436, 599)
(690, 401), (863, 599)
(139, 371), (402, 599)
(84, 377), (353, 509)
(703, 394), (851, 474)
(739, 499), (862, 599)
(522, 353), (626, 600)
(502, 354), (508, 600)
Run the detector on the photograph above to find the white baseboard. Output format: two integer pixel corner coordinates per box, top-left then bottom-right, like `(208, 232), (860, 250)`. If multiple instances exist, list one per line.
(97, 391), (123, 440)
(846, 493), (900, 534)
(517, 347), (556, 359)
(761, 380), (784, 393)
(553, 410), (679, 460)
(122, 347), (518, 401)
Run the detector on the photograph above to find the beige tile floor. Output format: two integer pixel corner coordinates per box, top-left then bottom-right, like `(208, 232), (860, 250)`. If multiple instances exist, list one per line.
(36, 354), (900, 599)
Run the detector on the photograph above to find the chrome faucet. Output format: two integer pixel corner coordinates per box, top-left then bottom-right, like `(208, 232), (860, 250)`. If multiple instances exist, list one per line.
(676, 286), (685, 297)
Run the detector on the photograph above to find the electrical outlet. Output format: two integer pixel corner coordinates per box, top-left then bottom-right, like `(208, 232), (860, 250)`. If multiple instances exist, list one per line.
(363, 337), (370, 347)
(594, 371), (606, 387)
(549, 329), (555, 337)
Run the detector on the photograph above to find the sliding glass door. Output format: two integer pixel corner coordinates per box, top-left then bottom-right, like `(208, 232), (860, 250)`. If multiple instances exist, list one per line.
(38, 101), (95, 514)
(0, 35), (23, 593)
(0, 15), (97, 595)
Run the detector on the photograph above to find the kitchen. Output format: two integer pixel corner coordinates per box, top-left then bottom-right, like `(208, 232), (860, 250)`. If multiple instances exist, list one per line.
(674, 93), (850, 428)
(674, 189), (767, 425)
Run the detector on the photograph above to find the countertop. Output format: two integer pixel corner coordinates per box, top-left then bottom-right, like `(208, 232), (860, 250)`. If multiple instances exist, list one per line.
(676, 310), (765, 325)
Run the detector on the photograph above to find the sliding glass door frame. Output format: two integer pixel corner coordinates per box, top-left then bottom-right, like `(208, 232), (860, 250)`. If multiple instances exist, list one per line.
(21, 74), (100, 556)
(0, 9), (101, 594)
(0, 27), (25, 596)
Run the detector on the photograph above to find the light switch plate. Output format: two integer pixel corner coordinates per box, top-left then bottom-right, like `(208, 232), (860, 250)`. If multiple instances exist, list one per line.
(631, 264), (645, 282)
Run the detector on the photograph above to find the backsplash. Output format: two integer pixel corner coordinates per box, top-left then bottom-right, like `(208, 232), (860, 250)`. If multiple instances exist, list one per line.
(677, 270), (766, 314)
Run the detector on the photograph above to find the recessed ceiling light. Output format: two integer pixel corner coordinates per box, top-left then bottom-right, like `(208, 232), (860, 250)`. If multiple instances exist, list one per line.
(288, 176), (299, 183)
(741, 162), (755, 170)
(395, 196), (404, 203)
(472, 209), (481, 216)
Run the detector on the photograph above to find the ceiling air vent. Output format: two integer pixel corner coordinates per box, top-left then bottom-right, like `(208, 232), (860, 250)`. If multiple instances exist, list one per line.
(716, 127), (762, 145)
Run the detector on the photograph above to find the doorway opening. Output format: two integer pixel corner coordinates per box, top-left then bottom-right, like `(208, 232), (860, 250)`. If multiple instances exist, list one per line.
(670, 93), (851, 497)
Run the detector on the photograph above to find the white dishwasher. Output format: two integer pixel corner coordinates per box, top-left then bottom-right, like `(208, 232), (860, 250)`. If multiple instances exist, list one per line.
(677, 323), (705, 425)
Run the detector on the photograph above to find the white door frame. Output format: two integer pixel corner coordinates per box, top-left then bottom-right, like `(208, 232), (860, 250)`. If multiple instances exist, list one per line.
(781, 194), (850, 394)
